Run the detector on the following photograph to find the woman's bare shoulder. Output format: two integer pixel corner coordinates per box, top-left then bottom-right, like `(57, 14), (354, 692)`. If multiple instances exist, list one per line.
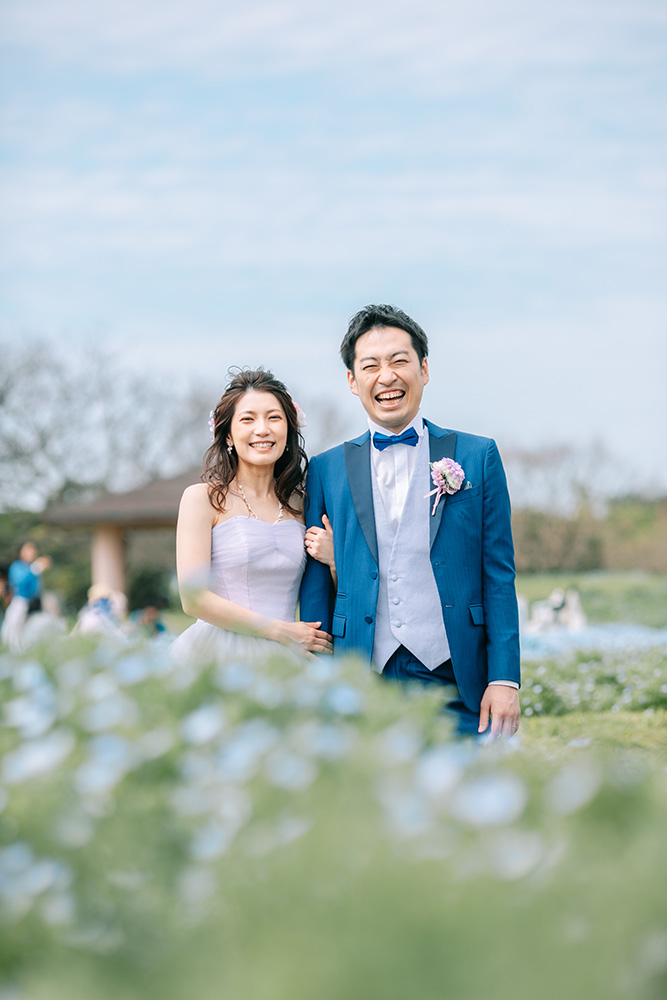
(179, 483), (216, 519)
(180, 482), (210, 504)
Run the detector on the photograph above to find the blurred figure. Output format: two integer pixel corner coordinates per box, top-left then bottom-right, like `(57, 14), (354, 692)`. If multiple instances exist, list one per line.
(557, 588), (587, 632)
(21, 591), (66, 647)
(1, 541), (52, 650)
(524, 586), (587, 633)
(74, 584), (127, 639)
(129, 605), (168, 638)
(0, 563), (10, 627)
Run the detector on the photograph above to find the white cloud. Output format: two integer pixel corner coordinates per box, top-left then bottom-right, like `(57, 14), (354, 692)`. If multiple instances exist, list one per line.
(1, 0), (665, 487)
(3, 0), (665, 85)
(1, 161), (661, 284)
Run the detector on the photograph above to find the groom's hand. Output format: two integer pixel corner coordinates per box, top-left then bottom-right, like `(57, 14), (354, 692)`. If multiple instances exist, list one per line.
(305, 514), (335, 569)
(478, 685), (520, 739)
(304, 514), (338, 589)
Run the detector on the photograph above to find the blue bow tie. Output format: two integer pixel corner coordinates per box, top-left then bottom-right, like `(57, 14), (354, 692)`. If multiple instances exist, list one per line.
(372, 427), (419, 451)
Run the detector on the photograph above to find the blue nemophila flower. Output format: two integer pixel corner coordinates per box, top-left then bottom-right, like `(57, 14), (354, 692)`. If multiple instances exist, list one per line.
(181, 703), (226, 745)
(545, 759), (602, 814)
(264, 750), (317, 790)
(450, 773), (528, 828)
(3, 729), (75, 784)
(215, 719), (281, 782)
(323, 682), (364, 716)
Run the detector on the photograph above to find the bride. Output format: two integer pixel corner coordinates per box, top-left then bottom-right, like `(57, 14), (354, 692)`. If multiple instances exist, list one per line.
(170, 368), (334, 664)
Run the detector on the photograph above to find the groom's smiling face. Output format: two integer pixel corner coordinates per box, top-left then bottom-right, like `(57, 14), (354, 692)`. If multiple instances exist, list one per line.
(347, 326), (429, 432)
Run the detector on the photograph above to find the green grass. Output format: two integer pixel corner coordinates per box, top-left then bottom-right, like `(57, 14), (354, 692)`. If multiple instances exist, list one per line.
(520, 710), (667, 763)
(516, 570), (667, 627)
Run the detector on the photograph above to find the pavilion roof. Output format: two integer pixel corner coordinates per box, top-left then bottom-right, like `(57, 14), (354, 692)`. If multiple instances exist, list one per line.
(45, 469), (202, 528)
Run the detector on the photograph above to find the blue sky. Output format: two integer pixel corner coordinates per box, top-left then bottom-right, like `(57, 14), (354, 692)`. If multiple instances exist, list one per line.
(1, 0), (666, 489)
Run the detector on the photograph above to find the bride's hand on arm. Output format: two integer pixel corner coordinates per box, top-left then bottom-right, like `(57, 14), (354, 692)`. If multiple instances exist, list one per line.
(305, 514), (337, 589)
(269, 620), (333, 655)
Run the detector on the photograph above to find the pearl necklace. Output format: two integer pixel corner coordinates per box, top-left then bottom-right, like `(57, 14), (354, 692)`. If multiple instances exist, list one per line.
(237, 482), (284, 523)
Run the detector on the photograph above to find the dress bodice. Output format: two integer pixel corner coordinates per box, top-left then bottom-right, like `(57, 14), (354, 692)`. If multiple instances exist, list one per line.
(208, 516), (306, 623)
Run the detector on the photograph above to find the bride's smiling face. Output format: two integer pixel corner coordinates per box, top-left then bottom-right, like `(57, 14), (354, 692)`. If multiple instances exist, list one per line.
(227, 390), (288, 469)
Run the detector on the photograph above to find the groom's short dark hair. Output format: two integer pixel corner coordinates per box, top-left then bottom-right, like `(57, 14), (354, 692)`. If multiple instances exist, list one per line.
(340, 304), (429, 371)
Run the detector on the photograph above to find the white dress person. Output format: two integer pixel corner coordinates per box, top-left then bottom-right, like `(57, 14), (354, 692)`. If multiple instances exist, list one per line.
(169, 515), (306, 665)
(170, 368), (333, 668)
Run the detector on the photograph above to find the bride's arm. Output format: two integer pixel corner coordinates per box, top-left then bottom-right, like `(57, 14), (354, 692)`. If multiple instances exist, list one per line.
(176, 485), (332, 653)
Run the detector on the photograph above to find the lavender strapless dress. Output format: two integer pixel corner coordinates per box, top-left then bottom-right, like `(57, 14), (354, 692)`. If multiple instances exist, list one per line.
(169, 516), (306, 666)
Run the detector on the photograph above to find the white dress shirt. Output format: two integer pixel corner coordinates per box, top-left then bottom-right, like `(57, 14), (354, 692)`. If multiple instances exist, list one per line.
(368, 411), (425, 534)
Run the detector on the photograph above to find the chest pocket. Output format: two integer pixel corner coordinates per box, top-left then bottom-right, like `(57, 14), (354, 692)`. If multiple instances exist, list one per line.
(445, 484), (480, 505)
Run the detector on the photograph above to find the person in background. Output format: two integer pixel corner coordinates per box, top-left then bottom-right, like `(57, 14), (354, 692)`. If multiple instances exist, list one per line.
(73, 584), (127, 639)
(1, 542), (51, 650)
(0, 564), (10, 627)
(129, 605), (168, 638)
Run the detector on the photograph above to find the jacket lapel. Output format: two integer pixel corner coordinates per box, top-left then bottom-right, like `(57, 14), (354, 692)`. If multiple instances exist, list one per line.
(425, 423), (457, 550)
(344, 434), (378, 565)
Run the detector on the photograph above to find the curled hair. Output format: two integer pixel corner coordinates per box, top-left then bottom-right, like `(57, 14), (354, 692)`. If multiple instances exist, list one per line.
(202, 368), (307, 516)
(340, 304), (429, 371)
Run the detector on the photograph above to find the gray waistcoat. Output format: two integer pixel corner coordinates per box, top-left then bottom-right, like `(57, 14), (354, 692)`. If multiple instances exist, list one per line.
(371, 430), (451, 671)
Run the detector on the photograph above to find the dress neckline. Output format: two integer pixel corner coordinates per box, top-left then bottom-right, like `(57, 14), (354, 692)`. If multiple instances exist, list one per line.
(212, 515), (304, 532)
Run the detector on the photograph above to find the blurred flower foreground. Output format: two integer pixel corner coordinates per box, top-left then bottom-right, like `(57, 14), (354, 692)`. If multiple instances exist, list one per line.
(1, 638), (666, 1000)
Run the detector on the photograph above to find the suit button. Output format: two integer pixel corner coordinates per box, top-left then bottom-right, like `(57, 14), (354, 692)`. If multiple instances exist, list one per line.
(364, 616), (373, 624)
(371, 572), (377, 580)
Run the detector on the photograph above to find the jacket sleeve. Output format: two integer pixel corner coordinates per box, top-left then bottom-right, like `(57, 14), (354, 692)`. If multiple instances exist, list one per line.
(481, 439), (521, 685)
(299, 456), (335, 632)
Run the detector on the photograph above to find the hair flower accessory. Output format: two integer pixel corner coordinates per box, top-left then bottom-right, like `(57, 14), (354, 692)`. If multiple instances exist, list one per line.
(208, 410), (216, 442)
(425, 458), (466, 514)
(294, 402), (307, 428)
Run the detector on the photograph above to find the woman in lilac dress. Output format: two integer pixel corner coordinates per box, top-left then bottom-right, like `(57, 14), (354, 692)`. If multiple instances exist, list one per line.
(170, 369), (333, 665)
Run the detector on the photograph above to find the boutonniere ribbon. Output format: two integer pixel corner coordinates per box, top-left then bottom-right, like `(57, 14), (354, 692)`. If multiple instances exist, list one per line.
(425, 458), (467, 515)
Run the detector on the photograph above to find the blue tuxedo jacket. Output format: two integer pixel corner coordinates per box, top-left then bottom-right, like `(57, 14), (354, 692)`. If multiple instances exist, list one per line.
(299, 420), (520, 712)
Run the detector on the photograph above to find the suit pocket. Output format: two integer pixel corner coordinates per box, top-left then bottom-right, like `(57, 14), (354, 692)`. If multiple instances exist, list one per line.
(446, 485), (480, 505)
(332, 614), (346, 638)
(469, 605), (485, 626)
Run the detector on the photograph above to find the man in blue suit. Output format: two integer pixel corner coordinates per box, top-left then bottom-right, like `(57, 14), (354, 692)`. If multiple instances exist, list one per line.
(300, 304), (520, 737)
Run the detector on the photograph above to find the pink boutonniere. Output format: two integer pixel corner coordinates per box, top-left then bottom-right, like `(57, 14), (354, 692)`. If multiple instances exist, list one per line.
(425, 458), (466, 514)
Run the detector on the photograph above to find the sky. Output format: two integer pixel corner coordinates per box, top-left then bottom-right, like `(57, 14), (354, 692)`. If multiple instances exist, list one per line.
(1, 0), (666, 490)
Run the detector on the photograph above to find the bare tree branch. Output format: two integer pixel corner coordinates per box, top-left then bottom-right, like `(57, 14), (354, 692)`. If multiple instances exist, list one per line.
(0, 340), (211, 510)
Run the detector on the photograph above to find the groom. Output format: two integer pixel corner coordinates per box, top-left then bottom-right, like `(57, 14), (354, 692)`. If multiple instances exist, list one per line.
(300, 304), (520, 736)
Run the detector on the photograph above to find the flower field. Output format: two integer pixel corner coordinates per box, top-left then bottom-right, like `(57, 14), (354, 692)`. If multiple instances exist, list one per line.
(1, 632), (666, 1000)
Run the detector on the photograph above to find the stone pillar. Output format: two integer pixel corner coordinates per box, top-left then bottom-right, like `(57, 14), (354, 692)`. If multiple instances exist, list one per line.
(91, 524), (127, 595)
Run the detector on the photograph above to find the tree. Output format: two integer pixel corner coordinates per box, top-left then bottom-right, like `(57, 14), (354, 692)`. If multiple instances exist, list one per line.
(0, 339), (211, 511)
(502, 440), (616, 515)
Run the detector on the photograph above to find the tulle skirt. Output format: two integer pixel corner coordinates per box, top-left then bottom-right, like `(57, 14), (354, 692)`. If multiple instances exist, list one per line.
(169, 619), (304, 668)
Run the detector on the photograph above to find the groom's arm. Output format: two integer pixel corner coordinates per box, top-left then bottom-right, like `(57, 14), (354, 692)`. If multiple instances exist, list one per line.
(299, 456), (336, 633)
(478, 439), (521, 734)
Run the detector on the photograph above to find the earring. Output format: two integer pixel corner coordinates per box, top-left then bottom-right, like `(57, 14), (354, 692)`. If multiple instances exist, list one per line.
(227, 443), (233, 454)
